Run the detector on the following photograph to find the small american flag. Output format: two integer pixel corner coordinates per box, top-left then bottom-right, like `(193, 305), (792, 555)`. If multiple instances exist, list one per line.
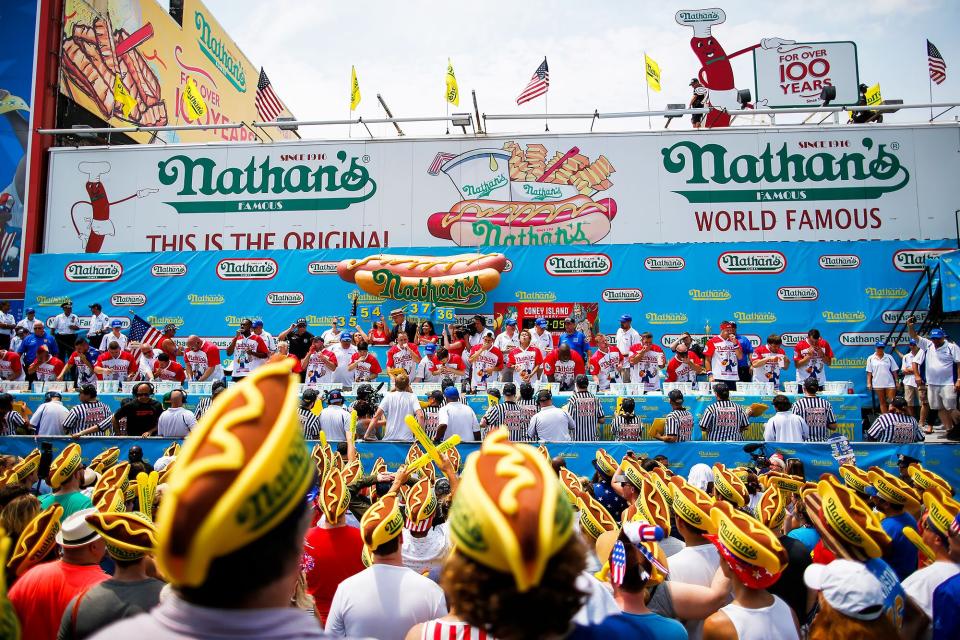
(255, 68), (285, 121)
(610, 540), (627, 585)
(427, 152), (456, 176)
(928, 40), (947, 85)
(517, 58), (549, 105)
(129, 314), (164, 348)
(951, 512), (960, 537)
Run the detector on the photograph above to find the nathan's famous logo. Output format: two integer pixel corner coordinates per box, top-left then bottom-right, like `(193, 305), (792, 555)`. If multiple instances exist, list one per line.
(689, 289), (730, 301)
(893, 248), (952, 272)
(216, 258), (277, 280)
(151, 263), (187, 277)
(777, 286), (818, 301)
(717, 518), (758, 560)
(645, 256), (685, 271)
(514, 291), (557, 302)
(188, 294), (225, 306)
(646, 312), (689, 325)
(426, 143), (617, 247)
(64, 261), (122, 282)
(662, 137), (909, 203)
(225, 315), (265, 327)
(881, 309), (927, 325)
(819, 254), (860, 269)
(111, 293), (146, 307)
(779, 332), (807, 347)
(266, 292), (305, 305)
(156, 152), (376, 214)
(307, 261), (338, 275)
(865, 287), (907, 300)
(839, 332), (912, 347)
(734, 311), (777, 324)
(821, 310), (866, 323)
(337, 253), (506, 310)
(148, 316), (184, 327)
(544, 254), (611, 276)
(718, 251), (785, 274)
(194, 10), (246, 92)
(602, 288), (642, 303)
(36, 295), (72, 307)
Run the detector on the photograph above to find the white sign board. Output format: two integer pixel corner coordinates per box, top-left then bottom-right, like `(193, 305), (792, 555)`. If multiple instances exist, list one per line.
(44, 124), (957, 251)
(754, 41), (860, 108)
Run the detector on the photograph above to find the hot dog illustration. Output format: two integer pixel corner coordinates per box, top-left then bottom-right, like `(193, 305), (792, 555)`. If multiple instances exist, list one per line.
(69, 161), (157, 253)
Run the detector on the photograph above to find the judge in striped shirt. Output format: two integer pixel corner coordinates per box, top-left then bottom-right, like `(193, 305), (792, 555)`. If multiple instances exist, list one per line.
(564, 374), (605, 441)
(479, 382), (529, 441)
(791, 377), (837, 442)
(658, 389), (694, 443)
(698, 382), (749, 441)
(65, 385), (112, 437)
(867, 396), (925, 443)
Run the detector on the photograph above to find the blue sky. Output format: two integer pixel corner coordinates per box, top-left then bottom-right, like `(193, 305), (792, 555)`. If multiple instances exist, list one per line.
(206, 0), (958, 136)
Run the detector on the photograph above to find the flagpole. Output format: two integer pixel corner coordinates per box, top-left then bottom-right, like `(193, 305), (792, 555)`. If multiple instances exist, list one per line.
(645, 51), (651, 129)
(929, 75), (934, 121)
(446, 100), (450, 135)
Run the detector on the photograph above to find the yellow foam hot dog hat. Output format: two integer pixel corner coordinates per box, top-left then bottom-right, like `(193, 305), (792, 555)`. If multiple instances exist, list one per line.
(868, 467), (921, 515)
(361, 491), (403, 552)
(93, 462), (130, 508)
(923, 490), (960, 537)
(755, 488), (787, 531)
(908, 463), (952, 496)
(155, 361), (313, 588)
(163, 442), (182, 458)
(713, 463), (748, 508)
(634, 475), (672, 535)
(89, 447), (121, 474)
(764, 470), (806, 495)
(85, 511), (157, 561)
(405, 476), (438, 533)
(809, 479), (890, 561)
(48, 443), (83, 490)
(669, 476), (717, 534)
(838, 464), (873, 496)
(11, 449), (40, 484)
(448, 428), (573, 592)
(593, 448), (618, 478)
(578, 492), (617, 543)
(318, 467), (350, 524)
(558, 467), (583, 506)
(707, 501), (787, 589)
(7, 504), (63, 577)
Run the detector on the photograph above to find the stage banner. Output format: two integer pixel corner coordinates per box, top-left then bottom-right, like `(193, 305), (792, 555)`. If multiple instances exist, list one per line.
(753, 41), (860, 108)
(930, 250), (960, 313)
(2, 437), (957, 493)
(23, 240), (953, 395)
(44, 124), (960, 254)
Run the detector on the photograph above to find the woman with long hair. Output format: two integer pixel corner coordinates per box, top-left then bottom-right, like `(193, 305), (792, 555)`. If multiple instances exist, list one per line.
(417, 320), (439, 346)
(354, 318), (390, 346)
(443, 325), (468, 358)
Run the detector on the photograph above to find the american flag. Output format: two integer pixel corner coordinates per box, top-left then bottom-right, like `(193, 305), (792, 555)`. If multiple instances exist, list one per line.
(610, 540), (627, 585)
(255, 68), (285, 121)
(129, 314), (164, 348)
(928, 40), (947, 85)
(951, 512), (960, 537)
(516, 58), (549, 105)
(427, 152), (456, 176)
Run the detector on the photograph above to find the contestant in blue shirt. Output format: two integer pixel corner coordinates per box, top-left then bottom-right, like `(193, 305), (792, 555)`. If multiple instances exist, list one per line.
(729, 320), (754, 382)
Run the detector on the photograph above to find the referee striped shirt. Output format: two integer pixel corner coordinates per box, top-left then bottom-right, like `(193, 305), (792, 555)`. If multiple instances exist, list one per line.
(482, 400), (529, 441)
(297, 407), (321, 440)
(517, 399), (539, 441)
(665, 408), (694, 442)
(612, 413), (642, 441)
(0, 411), (24, 436)
(867, 412), (925, 443)
(699, 400), (748, 441)
(422, 405), (441, 440)
(62, 400), (112, 435)
(792, 395), (836, 442)
(564, 391), (604, 441)
(193, 397), (212, 421)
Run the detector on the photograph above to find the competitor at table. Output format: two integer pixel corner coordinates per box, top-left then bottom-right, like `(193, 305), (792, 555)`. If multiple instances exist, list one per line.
(705, 321), (742, 390)
(699, 382), (749, 441)
(659, 389), (694, 443)
(665, 343), (702, 384)
(94, 342), (136, 381)
(751, 333), (789, 388)
(508, 329), (544, 385)
(794, 328), (833, 392)
(152, 352), (186, 383)
(564, 374), (604, 441)
(611, 397), (642, 441)
(420, 346), (465, 383)
(543, 344), (585, 392)
(527, 388), (574, 442)
(184, 335), (224, 382)
(0, 344), (24, 381)
(615, 314), (641, 383)
(728, 321), (755, 383)
(329, 333), (358, 385)
(628, 332), (666, 393)
(349, 341), (381, 383)
(58, 336), (97, 387)
(530, 317), (553, 357)
(29, 345), (63, 381)
(302, 336), (336, 386)
(558, 316), (589, 361)
(588, 333), (621, 391)
(467, 332), (503, 391)
(493, 319), (521, 380)
(792, 377), (838, 442)
(226, 318), (269, 382)
(867, 396), (925, 443)
(866, 340), (900, 414)
(97, 320), (127, 352)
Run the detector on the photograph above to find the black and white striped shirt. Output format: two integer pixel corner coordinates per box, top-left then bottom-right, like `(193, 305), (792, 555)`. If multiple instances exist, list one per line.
(792, 395), (836, 442)
(564, 391), (604, 441)
(517, 399), (539, 441)
(612, 413), (642, 441)
(194, 397), (212, 421)
(422, 405), (441, 439)
(0, 411), (24, 436)
(62, 400), (112, 435)
(867, 412), (924, 443)
(699, 400), (749, 441)
(665, 408), (694, 442)
(482, 400), (530, 441)
(298, 407), (321, 440)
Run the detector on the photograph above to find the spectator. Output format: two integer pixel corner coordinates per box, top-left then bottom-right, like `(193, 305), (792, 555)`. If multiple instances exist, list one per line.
(527, 388), (575, 442)
(251, 319), (276, 352)
(27, 390), (69, 436)
(1, 491), (41, 567)
(38, 444), (93, 519)
(108, 381), (163, 438)
(907, 320), (960, 441)
(899, 339), (930, 434)
(866, 396), (925, 443)
(764, 395), (810, 442)
(93, 342), (136, 381)
(612, 397), (642, 441)
(792, 377), (837, 442)
(226, 318), (269, 382)
(751, 334), (789, 388)
(865, 341), (899, 414)
(50, 301), (80, 360)
(18, 320), (58, 380)
(156, 388), (195, 438)
(565, 374), (604, 441)
(319, 389), (351, 441)
(793, 328), (833, 392)
(558, 316), (589, 361)
(869, 468), (920, 581)
(355, 318), (390, 346)
(64, 385), (112, 437)
(297, 388), (322, 440)
(417, 319), (440, 347)
(0, 393), (25, 435)
(10, 325), (26, 353)
(689, 78), (706, 128)
(804, 560), (898, 640)
(388, 308), (418, 344)
(85, 302), (110, 348)
(15, 307), (36, 334)
(59, 337), (98, 387)
(493, 319), (521, 378)
(402, 467), (457, 577)
(699, 383), (749, 441)
(367, 374), (423, 442)
(660, 389), (694, 443)
(28, 344), (64, 381)
(0, 300), (15, 349)
(98, 320), (127, 352)
(436, 386), (479, 442)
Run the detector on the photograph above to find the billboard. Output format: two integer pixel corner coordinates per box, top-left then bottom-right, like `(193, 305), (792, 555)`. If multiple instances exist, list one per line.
(59, 0), (293, 143)
(44, 124), (960, 253)
(754, 41), (860, 108)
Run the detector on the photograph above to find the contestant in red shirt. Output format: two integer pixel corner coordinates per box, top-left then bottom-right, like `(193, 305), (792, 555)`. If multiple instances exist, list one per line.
(430, 347), (466, 382)
(752, 334), (790, 388)
(349, 341), (382, 383)
(467, 332), (504, 390)
(30, 346), (65, 381)
(153, 352), (187, 382)
(508, 329), (544, 384)
(386, 332), (421, 381)
(666, 344), (703, 383)
(628, 331), (666, 392)
(542, 344), (585, 391)
(270, 340), (303, 373)
(94, 342), (137, 381)
(588, 333), (622, 391)
(0, 346), (24, 381)
(793, 328), (833, 389)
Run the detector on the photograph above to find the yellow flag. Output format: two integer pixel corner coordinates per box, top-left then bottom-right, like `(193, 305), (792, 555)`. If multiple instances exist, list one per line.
(446, 58), (459, 106)
(865, 83), (882, 107)
(182, 76), (207, 121)
(350, 65), (361, 111)
(645, 54), (661, 92)
(113, 76), (136, 118)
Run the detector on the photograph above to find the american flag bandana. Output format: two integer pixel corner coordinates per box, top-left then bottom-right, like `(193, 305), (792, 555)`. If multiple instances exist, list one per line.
(610, 540), (627, 585)
(405, 514), (434, 533)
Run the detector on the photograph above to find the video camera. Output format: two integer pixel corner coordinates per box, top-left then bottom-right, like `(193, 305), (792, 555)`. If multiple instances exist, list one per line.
(743, 442), (770, 471)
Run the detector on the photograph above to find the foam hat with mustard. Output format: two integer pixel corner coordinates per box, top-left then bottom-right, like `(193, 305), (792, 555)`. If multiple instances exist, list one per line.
(92, 461), (130, 507)
(404, 475), (438, 533)
(155, 361), (314, 588)
(85, 511), (157, 562)
(11, 449), (41, 484)
(838, 464), (873, 496)
(48, 443), (83, 490)
(669, 476), (717, 534)
(89, 447), (121, 474)
(630, 475), (672, 536)
(317, 467), (350, 525)
(868, 467), (921, 512)
(593, 448), (618, 478)
(804, 479), (890, 562)
(360, 490), (403, 552)
(705, 501), (788, 589)
(764, 470), (806, 495)
(6, 504), (63, 577)
(579, 491), (618, 542)
(923, 490), (960, 537)
(713, 463), (748, 508)
(448, 428), (574, 592)
(907, 463), (953, 497)
(558, 467), (584, 506)
(755, 487), (788, 531)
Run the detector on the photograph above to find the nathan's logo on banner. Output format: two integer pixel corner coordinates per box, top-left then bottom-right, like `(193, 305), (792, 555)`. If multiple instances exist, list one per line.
(689, 289), (731, 301)
(225, 315), (264, 327)
(831, 357), (869, 369)
(64, 261), (122, 282)
(194, 10), (246, 92)
(157, 152), (377, 213)
(503, 259), (514, 273)
(661, 332), (709, 347)
(337, 253), (505, 310)
(110, 293), (147, 307)
(819, 254), (860, 269)
(307, 261), (339, 275)
(881, 310), (928, 325)
(777, 286), (819, 301)
(188, 294), (225, 306)
(840, 332), (911, 347)
(463, 175), (508, 198)
(216, 258), (278, 280)
(717, 251), (786, 274)
(662, 138), (909, 203)
(644, 256), (685, 271)
(864, 287), (907, 300)
(151, 263), (188, 277)
(36, 295), (72, 307)
(734, 312), (777, 324)
(892, 248), (952, 272)
(602, 288), (643, 303)
(544, 254), (612, 276)
(822, 310), (866, 323)
(645, 312), (688, 325)
(779, 332), (808, 347)
(266, 292), (305, 305)
(515, 291), (557, 302)
(149, 316), (184, 327)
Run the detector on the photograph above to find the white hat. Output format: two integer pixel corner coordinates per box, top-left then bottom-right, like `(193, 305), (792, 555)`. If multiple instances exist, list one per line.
(804, 560), (885, 620)
(687, 463), (715, 492)
(675, 8), (727, 38)
(56, 508), (102, 548)
(154, 455), (176, 472)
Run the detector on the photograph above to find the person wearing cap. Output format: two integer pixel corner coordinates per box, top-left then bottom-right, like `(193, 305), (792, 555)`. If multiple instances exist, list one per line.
(866, 396), (925, 443)
(666, 342), (704, 385)
(615, 314), (641, 384)
(27, 389), (69, 436)
(868, 468), (922, 581)
(558, 315), (589, 361)
(97, 318), (127, 352)
(689, 77), (706, 127)
(156, 388), (196, 438)
(901, 492), (960, 635)
(659, 389), (694, 443)
(791, 377), (837, 442)
(388, 308), (418, 344)
(705, 321), (742, 390)
(527, 388), (575, 442)
(588, 333), (622, 391)
(15, 306), (36, 334)
(413, 342), (439, 382)
(507, 329), (544, 385)
(8, 507), (107, 639)
(420, 389), (444, 439)
(29, 343), (65, 381)
(628, 331), (666, 393)
(699, 383), (749, 441)
(0, 337), (24, 382)
(530, 316), (553, 358)
(436, 386), (480, 442)
(763, 395), (810, 443)
(367, 374), (424, 441)
(85, 302), (110, 346)
(58, 336), (98, 387)
(18, 319), (58, 380)
(386, 331), (421, 383)
(467, 331), (503, 391)
(64, 385), (111, 438)
(183, 335), (224, 383)
(865, 341), (899, 414)
(401, 464), (459, 576)
(278, 318), (315, 366)
(226, 318), (270, 382)
(320, 318), (343, 347)
(908, 319), (960, 440)
(793, 328), (834, 392)
(493, 319), (521, 381)
(302, 334), (337, 386)
(564, 374), (604, 441)
(319, 389), (352, 441)
(193, 379), (227, 421)
(327, 470), (446, 639)
(93, 340), (136, 381)
(10, 324), (26, 353)
(297, 388), (322, 439)
(50, 300), (81, 360)
(898, 338), (930, 434)
(750, 334), (788, 389)
(60, 511), (163, 639)
(804, 559), (899, 640)
(348, 340), (381, 383)
(0, 300), (16, 350)
(251, 319), (276, 353)
(479, 381), (528, 441)
(109, 381), (163, 438)
(328, 331), (358, 385)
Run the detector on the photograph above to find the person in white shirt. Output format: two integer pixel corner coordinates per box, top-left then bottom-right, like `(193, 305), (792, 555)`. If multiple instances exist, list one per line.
(865, 340), (899, 414)
(615, 314), (641, 383)
(899, 339), (930, 434)
(0, 300), (16, 350)
(365, 374), (424, 441)
(436, 387), (480, 442)
(252, 319), (276, 352)
(10, 327), (25, 354)
(27, 390), (69, 436)
(319, 390), (352, 441)
(329, 333), (358, 385)
(414, 343), (438, 382)
(50, 300), (80, 358)
(530, 317), (553, 358)
(86, 302), (110, 348)
(226, 318), (270, 381)
(134, 343), (157, 380)
(493, 319), (520, 381)
(907, 320), (960, 440)
(467, 315), (493, 349)
(156, 388), (197, 438)
(15, 307), (37, 334)
(320, 320), (343, 346)
(527, 389), (574, 441)
(98, 320), (128, 352)
(326, 475), (447, 640)
(763, 395), (810, 442)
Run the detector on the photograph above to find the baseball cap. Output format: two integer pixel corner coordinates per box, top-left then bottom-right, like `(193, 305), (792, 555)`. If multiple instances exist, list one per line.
(443, 386), (460, 400)
(503, 382), (517, 396)
(327, 389), (344, 404)
(620, 314), (632, 323)
(535, 318), (547, 328)
(689, 77), (700, 86)
(24, 308), (34, 314)
(424, 343), (437, 355)
(929, 328), (946, 339)
(874, 340), (886, 347)
(804, 560), (885, 620)
(44, 390), (62, 401)
(110, 319), (123, 328)
(564, 316), (575, 323)
(252, 320), (264, 328)
(339, 332), (352, 341)
(909, 338), (917, 345)
(505, 318), (517, 326)
(668, 389), (684, 402)
(61, 301), (73, 308)
(301, 388), (319, 403)
(296, 318), (307, 325)
(429, 389), (444, 403)
(89, 303), (101, 309)
(575, 374), (589, 388)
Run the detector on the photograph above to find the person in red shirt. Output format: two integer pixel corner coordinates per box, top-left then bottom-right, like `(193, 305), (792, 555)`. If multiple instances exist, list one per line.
(30, 345), (65, 381)
(94, 342), (137, 381)
(417, 320), (440, 346)
(628, 331), (666, 392)
(427, 346), (465, 382)
(184, 335), (224, 382)
(509, 330), (545, 384)
(666, 344), (704, 383)
(158, 323), (180, 360)
(467, 332), (503, 390)
(793, 328), (833, 391)
(588, 333), (622, 391)
(386, 332), (421, 381)
(59, 337), (98, 387)
(705, 320), (743, 389)
(0, 345), (24, 381)
(542, 343), (585, 391)
(443, 325), (469, 359)
(355, 318), (390, 346)
(269, 340), (303, 373)
(752, 334), (790, 389)
(302, 336), (336, 385)
(153, 352), (186, 383)
(349, 341), (382, 383)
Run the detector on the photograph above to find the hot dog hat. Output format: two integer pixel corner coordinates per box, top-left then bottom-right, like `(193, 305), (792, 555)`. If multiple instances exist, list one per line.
(839, 464), (873, 496)
(648, 465), (675, 506)
(318, 468), (350, 524)
(558, 467), (583, 506)
(448, 428), (574, 592)
(96, 487), (126, 514)
(311, 443), (329, 479)
(579, 492), (618, 542)
(713, 464), (747, 508)
(620, 457), (646, 490)
(923, 491), (960, 537)
(755, 489), (788, 531)
(907, 464), (953, 496)
(806, 480), (890, 561)
(360, 491), (403, 552)
(11, 449), (40, 483)
(48, 443), (83, 490)
(6, 504), (63, 577)
(593, 449), (618, 478)
(342, 458), (363, 486)
(163, 443), (181, 458)
(538, 444), (550, 460)
(447, 445), (462, 474)
(92, 462), (130, 507)
(764, 471), (806, 495)
(85, 511), (157, 561)
(669, 476), (717, 534)
(633, 476), (672, 536)
(155, 361), (314, 588)
(405, 476), (438, 533)
(868, 467), (921, 511)
(89, 447), (120, 473)
(706, 501), (787, 589)
(405, 444), (422, 466)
